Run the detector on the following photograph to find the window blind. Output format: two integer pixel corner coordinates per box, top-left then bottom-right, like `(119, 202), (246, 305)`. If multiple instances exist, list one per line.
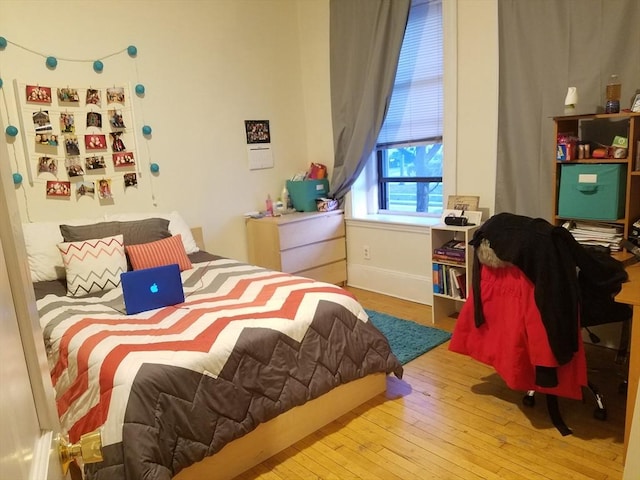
(377, 0), (443, 146)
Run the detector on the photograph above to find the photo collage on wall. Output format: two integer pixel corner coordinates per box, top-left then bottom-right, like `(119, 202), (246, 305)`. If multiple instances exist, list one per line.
(23, 83), (138, 202)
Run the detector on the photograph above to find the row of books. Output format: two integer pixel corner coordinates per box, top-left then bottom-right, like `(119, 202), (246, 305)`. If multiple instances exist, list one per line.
(432, 238), (467, 265)
(432, 263), (467, 299)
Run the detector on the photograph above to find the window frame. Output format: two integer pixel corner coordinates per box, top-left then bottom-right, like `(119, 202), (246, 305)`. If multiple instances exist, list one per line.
(375, 0), (444, 215)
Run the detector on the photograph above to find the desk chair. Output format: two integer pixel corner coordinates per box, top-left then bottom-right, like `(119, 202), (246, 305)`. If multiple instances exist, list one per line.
(449, 212), (631, 435)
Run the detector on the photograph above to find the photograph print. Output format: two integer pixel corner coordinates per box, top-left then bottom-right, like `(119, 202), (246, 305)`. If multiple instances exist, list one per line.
(26, 85), (52, 103)
(109, 109), (126, 128)
(60, 113), (75, 133)
(32, 110), (53, 133)
(46, 180), (71, 197)
(76, 181), (95, 198)
(64, 135), (81, 156)
(85, 134), (107, 150)
(38, 156), (57, 175)
(86, 111), (103, 129)
(86, 88), (101, 107)
(106, 87), (125, 105)
(57, 88), (80, 104)
(85, 155), (106, 170)
(245, 120), (271, 144)
(113, 151), (135, 167)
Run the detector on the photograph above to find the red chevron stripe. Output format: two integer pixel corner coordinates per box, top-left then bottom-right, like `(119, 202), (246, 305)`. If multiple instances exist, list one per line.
(64, 285), (348, 442)
(51, 271), (290, 384)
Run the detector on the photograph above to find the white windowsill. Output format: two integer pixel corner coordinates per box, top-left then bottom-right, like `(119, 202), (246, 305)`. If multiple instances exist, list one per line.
(346, 213), (441, 234)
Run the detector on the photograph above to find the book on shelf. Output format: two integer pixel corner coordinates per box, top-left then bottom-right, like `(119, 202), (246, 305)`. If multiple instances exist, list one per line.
(432, 263), (441, 294)
(433, 238), (467, 264)
(432, 254), (466, 265)
(432, 264), (467, 298)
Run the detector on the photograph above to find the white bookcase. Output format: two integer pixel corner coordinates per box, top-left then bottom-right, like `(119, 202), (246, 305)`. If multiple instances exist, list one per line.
(430, 224), (478, 324)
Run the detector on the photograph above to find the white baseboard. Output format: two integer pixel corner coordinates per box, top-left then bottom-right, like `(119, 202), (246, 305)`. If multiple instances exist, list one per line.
(347, 263), (432, 305)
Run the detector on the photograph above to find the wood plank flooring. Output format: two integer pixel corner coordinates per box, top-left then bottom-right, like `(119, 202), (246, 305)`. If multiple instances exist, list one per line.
(235, 287), (628, 479)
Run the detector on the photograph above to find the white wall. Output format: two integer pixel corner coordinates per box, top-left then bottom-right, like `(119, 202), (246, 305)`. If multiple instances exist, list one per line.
(0, 0), (330, 263)
(0, 0), (499, 305)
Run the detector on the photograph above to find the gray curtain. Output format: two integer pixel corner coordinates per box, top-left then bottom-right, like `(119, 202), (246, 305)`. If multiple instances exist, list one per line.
(496, 0), (640, 219)
(329, 0), (411, 201)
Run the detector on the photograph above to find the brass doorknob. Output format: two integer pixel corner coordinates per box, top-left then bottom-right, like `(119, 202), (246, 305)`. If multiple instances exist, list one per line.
(57, 429), (103, 474)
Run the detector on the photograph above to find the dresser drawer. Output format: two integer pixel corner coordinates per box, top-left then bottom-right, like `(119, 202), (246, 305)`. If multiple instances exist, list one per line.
(296, 260), (347, 284)
(280, 238), (346, 274)
(279, 214), (345, 250)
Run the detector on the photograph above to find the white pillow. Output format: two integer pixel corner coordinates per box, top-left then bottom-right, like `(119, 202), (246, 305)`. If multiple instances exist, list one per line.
(22, 217), (104, 282)
(104, 211), (199, 254)
(57, 234), (127, 297)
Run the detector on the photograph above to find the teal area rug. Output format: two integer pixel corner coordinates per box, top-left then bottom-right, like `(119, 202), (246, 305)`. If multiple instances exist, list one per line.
(366, 309), (452, 365)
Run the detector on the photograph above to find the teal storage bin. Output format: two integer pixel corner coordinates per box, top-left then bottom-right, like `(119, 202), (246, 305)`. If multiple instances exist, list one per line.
(286, 179), (329, 212)
(558, 164), (626, 220)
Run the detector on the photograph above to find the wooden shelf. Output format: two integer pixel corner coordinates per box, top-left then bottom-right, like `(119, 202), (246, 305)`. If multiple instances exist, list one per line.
(552, 112), (640, 247)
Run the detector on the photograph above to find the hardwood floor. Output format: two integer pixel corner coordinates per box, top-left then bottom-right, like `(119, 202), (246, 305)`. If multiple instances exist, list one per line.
(235, 287), (628, 480)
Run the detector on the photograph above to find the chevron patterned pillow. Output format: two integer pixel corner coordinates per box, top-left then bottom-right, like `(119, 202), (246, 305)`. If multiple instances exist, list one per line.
(57, 234), (127, 297)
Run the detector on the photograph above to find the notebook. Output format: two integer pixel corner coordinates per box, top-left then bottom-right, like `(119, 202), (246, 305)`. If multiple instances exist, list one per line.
(120, 263), (185, 315)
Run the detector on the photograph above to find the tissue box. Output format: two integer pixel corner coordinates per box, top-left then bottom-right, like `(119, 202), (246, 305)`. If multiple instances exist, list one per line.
(286, 179), (330, 212)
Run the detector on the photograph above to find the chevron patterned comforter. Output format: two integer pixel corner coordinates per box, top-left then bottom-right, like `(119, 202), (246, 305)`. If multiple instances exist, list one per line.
(36, 257), (403, 480)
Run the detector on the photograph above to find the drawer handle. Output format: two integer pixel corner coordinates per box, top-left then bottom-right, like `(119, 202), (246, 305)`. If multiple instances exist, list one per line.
(577, 184), (598, 193)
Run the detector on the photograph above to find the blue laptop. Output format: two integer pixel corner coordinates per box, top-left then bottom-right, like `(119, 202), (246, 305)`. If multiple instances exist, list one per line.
(120, 264), (185, 315)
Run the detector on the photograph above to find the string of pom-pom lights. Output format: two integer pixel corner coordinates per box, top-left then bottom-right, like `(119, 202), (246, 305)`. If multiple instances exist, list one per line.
(0, 37), (158, 182)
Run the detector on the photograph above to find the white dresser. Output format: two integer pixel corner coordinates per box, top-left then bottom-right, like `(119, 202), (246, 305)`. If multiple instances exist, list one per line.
(245, 210), (346, 285)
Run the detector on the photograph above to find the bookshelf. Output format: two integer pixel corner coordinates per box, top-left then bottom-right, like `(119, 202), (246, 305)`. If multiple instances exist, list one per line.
(552, 112), (640, 253)
(430, 224), (478, 324)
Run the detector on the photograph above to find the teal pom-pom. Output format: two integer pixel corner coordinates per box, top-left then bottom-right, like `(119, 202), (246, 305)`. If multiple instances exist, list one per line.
(150, 163), (159, 173)
(135, 84), (145, 95)
(46, 56), (58, 68)
(142, 125), (152, 135)
(12, 173), (22, 185)
(5, 125), (18, 137)
(0, 37), (7, 49)
(127, 45), (138, 57)
(93, 60), (104, 72)
(0, 78), (3, 89)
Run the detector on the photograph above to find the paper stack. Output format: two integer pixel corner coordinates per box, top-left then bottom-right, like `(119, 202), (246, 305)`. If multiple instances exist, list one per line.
(563, 221), (623, 251)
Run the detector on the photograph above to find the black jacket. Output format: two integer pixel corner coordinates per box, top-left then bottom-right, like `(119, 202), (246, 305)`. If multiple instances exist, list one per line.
(470, 213), (630, 365)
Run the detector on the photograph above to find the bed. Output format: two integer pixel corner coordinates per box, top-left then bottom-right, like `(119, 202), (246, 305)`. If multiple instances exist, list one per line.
(28, 213), (403, 480)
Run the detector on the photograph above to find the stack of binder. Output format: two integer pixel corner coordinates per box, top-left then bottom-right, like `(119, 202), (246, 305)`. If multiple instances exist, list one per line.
(563, 221), (623, 251)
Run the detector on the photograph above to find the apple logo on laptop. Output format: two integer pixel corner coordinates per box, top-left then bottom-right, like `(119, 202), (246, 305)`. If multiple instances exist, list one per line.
(150, 283), (159, 294)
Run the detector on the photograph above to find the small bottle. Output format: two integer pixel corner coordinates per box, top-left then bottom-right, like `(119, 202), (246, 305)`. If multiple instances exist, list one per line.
(275, 197), (284, 214)
(265, 194), (273, 216)
(281, 185), (291, 211)
(605, 74), (621, 114)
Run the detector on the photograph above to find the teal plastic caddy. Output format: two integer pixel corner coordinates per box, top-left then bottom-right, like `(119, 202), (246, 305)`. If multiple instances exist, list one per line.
(558, 164), (626, 220)
(286, 179), (330, 212)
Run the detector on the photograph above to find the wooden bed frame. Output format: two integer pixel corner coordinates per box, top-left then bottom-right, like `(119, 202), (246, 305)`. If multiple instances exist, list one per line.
(174, 372), (386, 480)
(177, 228), (388, 479)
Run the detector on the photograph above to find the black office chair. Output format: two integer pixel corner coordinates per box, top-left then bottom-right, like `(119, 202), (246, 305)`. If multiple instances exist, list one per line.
(458, 213), (631, 435)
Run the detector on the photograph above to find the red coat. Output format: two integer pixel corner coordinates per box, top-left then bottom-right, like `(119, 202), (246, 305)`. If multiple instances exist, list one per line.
(449, 265), (587, 400)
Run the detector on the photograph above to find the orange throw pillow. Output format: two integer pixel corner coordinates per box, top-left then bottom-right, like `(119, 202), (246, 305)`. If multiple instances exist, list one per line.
(125, 234), (192, 271)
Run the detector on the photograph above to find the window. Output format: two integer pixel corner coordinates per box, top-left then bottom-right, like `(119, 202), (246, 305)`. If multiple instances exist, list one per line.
(376, 0), (443, 214)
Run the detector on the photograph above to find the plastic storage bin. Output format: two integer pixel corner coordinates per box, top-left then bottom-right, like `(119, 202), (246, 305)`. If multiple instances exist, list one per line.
(286, 179), (330, 212)
(558, 163), (626, 220)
